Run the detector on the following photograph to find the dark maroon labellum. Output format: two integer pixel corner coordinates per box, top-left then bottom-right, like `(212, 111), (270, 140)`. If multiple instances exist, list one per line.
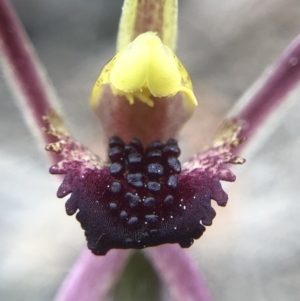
(53, 137), (230, 255)
(45, 112), (244, 256)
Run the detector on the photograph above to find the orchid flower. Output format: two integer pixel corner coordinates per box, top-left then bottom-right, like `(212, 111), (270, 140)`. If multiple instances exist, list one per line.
(1, 0), (300, 300)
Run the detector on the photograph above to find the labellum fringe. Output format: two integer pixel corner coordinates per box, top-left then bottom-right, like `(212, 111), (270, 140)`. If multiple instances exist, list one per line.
(45, 110), (245, 255)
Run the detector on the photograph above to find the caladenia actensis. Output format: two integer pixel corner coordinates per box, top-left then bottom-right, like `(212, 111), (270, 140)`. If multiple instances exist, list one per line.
(1, 0), (300, 300)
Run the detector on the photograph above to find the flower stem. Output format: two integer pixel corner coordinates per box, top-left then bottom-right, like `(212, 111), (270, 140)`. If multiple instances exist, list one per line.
(0, 0), (61, 149)
(54, 249), (131, 301)
(146, 245), (213, 301)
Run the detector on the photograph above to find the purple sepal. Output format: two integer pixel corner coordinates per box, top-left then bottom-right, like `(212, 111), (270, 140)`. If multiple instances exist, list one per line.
(146, 245), (213, 301)
(54, 249), (131, 301)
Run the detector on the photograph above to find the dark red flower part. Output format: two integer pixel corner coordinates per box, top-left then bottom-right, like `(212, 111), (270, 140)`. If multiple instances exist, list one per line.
(45, 110), (245, 255)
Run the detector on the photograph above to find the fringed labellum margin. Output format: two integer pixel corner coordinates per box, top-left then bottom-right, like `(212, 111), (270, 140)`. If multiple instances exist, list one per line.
(45, 110), (245, 255)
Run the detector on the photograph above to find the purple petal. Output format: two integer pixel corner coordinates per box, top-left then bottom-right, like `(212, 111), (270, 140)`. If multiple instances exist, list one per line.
(44, 109), (101, 174)
(183, 119), (245, 181)
(146, 245), (213, 301)
(0, 0), (60, 151)
(54, 249), (131, 301)
(231, 34), (300, 150)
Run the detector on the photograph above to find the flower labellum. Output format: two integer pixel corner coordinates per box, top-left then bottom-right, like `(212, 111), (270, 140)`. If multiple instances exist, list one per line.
(45, 111), (245, 255)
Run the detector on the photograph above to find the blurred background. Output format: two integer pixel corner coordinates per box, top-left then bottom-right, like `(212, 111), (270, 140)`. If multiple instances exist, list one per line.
(1, 0), (300, 300)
